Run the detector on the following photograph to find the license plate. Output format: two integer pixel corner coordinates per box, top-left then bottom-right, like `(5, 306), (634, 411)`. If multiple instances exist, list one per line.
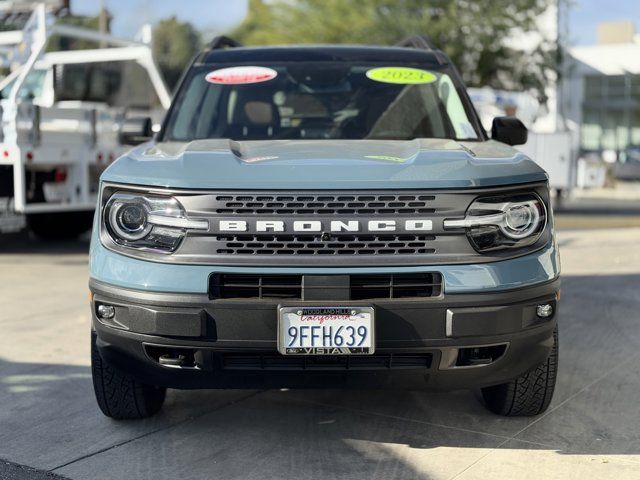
(278, 306), (375, 355)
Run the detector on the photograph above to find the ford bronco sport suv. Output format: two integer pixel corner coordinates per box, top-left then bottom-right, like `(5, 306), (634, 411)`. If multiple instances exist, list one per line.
(89, 37), (559, 419)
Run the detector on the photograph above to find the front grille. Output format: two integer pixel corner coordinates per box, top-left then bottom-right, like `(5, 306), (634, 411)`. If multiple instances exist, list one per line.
(220, 353), (433, 370)
(161, 188), (499, 266)
(215, 234), (436, 256)
(350, 273), (442, 300)
(211, 274), (303, 299)
(212, 193), (436, 216)
(210, 273), (442, 300)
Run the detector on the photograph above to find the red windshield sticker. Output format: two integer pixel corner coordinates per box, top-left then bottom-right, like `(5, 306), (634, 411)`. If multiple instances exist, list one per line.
(205, 66), (278, 85)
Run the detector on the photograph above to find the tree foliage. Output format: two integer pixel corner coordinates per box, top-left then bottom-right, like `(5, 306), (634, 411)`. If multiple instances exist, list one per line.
(153, 17), (201, 90)
(231, 0), (555, 101)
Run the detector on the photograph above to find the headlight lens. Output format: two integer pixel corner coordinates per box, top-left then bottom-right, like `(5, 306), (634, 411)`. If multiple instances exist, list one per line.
(501, 201), (541, 239)
(109, 201), (152, 241)
(444, 193), (547, 252)
(103, 192), (208, 253)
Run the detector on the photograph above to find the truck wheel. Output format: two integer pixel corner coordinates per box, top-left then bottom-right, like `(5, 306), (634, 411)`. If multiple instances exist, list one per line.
(480, 327), (558, 416)
(27, 211), (94, 240)
(91, 333), (166, 420)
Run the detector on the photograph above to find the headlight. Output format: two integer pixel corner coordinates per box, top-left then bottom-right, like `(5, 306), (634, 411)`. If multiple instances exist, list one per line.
(109, 200), (152, 241)
(444, 193), (547, 252)
(103, 192), (208, 253)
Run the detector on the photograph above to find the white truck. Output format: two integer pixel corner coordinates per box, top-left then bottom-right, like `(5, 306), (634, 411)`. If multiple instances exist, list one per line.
(0, 3), (170, 239)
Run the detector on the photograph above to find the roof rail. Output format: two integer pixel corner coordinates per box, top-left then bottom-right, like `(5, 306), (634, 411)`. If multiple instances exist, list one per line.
(395, 35), (437, 51)
(208, 36), (243, 50)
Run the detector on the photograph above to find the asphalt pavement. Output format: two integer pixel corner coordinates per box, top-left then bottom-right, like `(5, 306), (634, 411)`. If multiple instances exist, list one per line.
(1, 224), (639, 479)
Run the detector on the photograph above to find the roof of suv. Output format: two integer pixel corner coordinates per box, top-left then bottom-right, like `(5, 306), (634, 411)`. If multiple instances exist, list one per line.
(197, 45), (448, 66)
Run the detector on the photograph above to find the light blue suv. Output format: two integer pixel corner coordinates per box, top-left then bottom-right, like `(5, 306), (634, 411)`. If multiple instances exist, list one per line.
(89, 37), (560, 419)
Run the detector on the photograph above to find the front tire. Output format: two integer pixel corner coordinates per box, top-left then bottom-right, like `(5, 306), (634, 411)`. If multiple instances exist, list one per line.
(480, 327), (558, 416)
(91, 333), (166, 420)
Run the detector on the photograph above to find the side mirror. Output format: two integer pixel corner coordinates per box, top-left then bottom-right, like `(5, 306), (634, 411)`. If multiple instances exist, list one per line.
(491, 117), (528, 146)
(119, 117), (153, 146)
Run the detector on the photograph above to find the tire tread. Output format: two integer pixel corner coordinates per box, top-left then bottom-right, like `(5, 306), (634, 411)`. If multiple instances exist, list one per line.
(481, 327), (558, 416)
(91, 333), (165, 420)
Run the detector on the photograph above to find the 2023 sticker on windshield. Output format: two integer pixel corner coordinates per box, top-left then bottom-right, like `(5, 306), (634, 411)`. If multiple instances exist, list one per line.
(205, 66), (278, 85)
(366, 66), (437, 84)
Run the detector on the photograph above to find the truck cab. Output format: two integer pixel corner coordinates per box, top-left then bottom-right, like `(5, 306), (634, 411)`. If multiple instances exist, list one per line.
(0, 4), (170, 238)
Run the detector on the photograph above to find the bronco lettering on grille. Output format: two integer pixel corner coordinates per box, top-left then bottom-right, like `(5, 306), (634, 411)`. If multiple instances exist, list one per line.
(216, 219), (433, 233)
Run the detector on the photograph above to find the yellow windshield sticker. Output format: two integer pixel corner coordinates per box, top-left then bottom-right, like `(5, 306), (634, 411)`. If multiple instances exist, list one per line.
(366, 67), (437, 85)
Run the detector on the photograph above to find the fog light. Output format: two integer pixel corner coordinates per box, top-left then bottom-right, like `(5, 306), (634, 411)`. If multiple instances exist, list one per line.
(97, 304), (115, 320)
(536, 304), (553, 318)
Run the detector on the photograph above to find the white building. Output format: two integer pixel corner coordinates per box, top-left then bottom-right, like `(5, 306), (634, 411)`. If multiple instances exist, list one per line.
(562, 21), (640, 156)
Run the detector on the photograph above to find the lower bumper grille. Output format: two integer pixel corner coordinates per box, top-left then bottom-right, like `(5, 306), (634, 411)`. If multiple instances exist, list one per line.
(220, 353), (433, 371)
(210, 273), (442, 300)
(350, 273), (442, 299)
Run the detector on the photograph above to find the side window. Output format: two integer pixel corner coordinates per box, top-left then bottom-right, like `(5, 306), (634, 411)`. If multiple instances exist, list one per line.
(54, 63), (90, 101)
(194, 83), (222, 138)
(170, 73), (210, 140)
(111, 61), (161, 109)
(438, 74), (478, 139)
(54, 61), (160, 108)
(55, 62), (122, 103)
(87, 62), (122, 103)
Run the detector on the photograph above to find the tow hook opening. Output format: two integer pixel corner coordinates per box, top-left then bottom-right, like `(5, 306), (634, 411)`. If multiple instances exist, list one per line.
(144, 345), (201, 370)
(455, 344), (507, 367)
(440, 344), (508, 370)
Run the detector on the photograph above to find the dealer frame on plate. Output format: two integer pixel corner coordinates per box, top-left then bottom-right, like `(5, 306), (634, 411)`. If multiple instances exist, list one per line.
(277, 306), (375, 355)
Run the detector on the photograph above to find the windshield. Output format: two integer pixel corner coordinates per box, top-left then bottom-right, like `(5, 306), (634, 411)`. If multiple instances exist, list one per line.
(162, 62), (482, 142)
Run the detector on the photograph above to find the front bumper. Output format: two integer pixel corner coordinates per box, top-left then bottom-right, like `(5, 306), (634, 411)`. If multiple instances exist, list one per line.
(90, 277), (559, 391)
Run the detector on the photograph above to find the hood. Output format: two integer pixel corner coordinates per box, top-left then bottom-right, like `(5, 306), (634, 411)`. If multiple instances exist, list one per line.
(102, 138), (547, 190)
